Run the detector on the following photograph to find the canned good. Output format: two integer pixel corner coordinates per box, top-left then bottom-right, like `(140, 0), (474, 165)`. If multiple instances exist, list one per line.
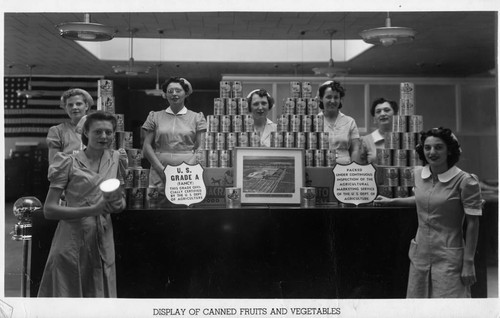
(392, 116), (407, 132)
(237, 98), (248, 115)
(249, 132), (261, 147)
(296, 98), (307, 115)
(207, 115), (220, 132)
(313, 115), (324, 132)
(115, 114), (125, 132)
(401, 132), (418, 150)
(325, 149), (337, 167)
(220, 81), (231, 98)
(207, 150), (219, 167)
(385, 132), (401, 149)
(376, 148), (393, 166)
(220, 150), (231, 167)
(408, 115), (423, 132)
(400, 82), (415, 100)
(290, 81), (301, 98)
(226, 132), (237, 150)
(213, 98), (224, 115)
(215, 132), (226, 150)
(302, 115), (312, 132)
(124, 131), (133, 149)
(220, 115), (231, 132)
(145, 187), (161, 209)
(225, 187), (242, 208)
(133, 168), (149, 188)
(318, 132), (330, 149)
(98, 79), (113, 96)
(306, 132), (318, 149)
(300, 187), (316, 208)
(393, 149), (408, 167)
(195, 150), (207, 167)
(314, 149), (325, 167)
(399, 167), (415, 187)
(400, 99), (415, 116)
(126, 148), (142, 168)
(295, 132), (306, 148)
(238, 132), (249, 147)
(301, 82), (312, 98)
(232, 81), (243, 98)
(124, 169), (134, 188)
(377, 186), (394, 198)
(284, 132), (295, 148)
(384, 167), (399, 187)
(307, 98), (319, 115)
(290, 115), (301, 132)
(232, 115), (243, 132)
(243, 115), (254, 132)
(305, 149), (314, 167)
(408, 150), (423, 166)
(226, 98), (237, 115)
(277, 115), (289, 132)
(270, 132), (283, 148)
(203, 132), (215, 150)
(127, 188), (145, 209)
(284, 98), (295, 115)
(394, 186), (410, 198)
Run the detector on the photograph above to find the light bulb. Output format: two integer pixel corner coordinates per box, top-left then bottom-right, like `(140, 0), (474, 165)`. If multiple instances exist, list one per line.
(380, 37), (397, 47)
(77, 32), (97, 40)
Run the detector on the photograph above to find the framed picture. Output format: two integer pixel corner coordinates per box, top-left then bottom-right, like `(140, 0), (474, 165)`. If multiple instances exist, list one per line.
(234, 147), (305, 205)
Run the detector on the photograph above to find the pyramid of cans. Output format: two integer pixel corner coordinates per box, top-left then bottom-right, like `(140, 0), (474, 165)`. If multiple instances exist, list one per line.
(97, 79), (159, 209)
(196, 80), (252, 168)
(376, 82), (424, 198)
(277, 81), (336, 167)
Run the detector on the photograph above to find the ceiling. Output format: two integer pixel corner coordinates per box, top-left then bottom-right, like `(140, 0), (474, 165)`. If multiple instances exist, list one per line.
(4, 11), (497, 90)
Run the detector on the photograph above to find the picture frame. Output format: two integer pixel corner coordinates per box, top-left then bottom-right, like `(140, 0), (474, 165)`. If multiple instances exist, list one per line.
(233, 147), (305, 205)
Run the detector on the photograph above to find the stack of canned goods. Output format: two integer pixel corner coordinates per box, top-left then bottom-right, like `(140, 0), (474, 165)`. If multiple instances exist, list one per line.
(124, 150), (161, 209)
(377, 82), (424, 198)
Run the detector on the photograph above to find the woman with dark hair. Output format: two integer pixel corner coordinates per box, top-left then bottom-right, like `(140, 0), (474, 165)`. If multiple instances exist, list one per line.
(247, 88), (277, 147)
(46, 88), (93, 165)
(317, 80), (361, 164)
(375, 127), (482, 298)
(142, 77), (207, 191)
(38, 111), (128, 297)
(360, 97), (399, 164)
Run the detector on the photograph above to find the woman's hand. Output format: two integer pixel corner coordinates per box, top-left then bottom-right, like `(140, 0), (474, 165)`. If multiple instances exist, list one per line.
(373, 195), (393, 207)
(461, 260), (477, 286)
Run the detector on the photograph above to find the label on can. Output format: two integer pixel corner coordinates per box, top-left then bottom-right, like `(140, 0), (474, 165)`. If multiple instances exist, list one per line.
(307, 132), (318, 149)
(124, 169), (134, 188)
(325, 149), (336, 167)
(220, 115), (231, 132)
(290, 115), (301, 132)
(277, 115), (289, 132)
(226, 132), (237, 150)
(408, 115), (423, 132)
(220, 81), (231, 97)
(238, 132), (249, 147)
(208, 150), (219, 167)
(225, 187), (241, 208)
(314, 149), (325, 167)
(249, 132), (260, 147)
(237, 98), (248, 115)
(301, 115), (312, 132)
(226, 98), (237, 115)
(213, 98), (224, 116)
(401, 132), (417, 150)
(377, 186), (394, 198)
(296, 98), (307, 115)
(385, 132), (401, 149)
(313, 115), (324, 132)
(301, 82), (312, 98)
(400, 82), (415, 99)
(392, 116), (407, 132)
(295, 132), (306, 148)
(394, 149), (408, 166)
(376, 148), (392, 166)
(115, 114), (125, 132)
(127, 188), (145, 209)
(400, 99), (415, 116)
(394, 186), (410, 198)
(243, 115), (254, 132)
(232, 115), (243, 132)
(384, 167), (399, 187)
(307, 99), (319, 116)
(232, 81), (243, 98)
(300, 187), (316, 208)
(220, 150), (231, 168)
(305, 149), (314, 167)
(133, 168), (149, 188)
(215, 132), (226, 150)
(284, 132), (295, 148)
(270, 132), (283, 148)
(318, 132), (330, 149)
(145, 187), (161, 209)
(207, 115), (220, 132)
(126, 148), (142, 168)
(290, 81), (301, 98)
(123, 131), (133, 149)
(399, 167), (415, 187)
(284, 98), (295, 115)
(203, 132), (215, 150)
(408, 150), (422, 166)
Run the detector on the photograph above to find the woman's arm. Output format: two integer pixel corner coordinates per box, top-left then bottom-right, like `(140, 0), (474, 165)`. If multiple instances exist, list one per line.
(194, 129), (206, 151)
(374, 195), (416, 207)
(48, 148), (59, 166)
(142, 129), (165, 183)
(43, 187), (107, 220)
(461, 214), (480, 286)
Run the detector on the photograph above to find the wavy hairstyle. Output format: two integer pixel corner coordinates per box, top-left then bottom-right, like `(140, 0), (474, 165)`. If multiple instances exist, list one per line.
(318, 80), (346, 110)
(60, 88), (94, 110)
(81, 111), (117, 146)
(415, 127), (462, 167)
(370, 97), (399, 117)
(246, 88), (275, 112)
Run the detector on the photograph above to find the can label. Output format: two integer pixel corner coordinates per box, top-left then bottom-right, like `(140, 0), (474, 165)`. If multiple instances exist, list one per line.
(122, 131), (133, 149)
(226, 98), (237, 115)
(377, 186), (394, 198)
(215, 132), (226, 150)
(237, 98), (248, 115)
(402, 132), (417, 150)
(301, 115), (312, 132)
(318, 132), (330, 149)
(295, 132), (306, 148)
(296, 98), (307, 115)
(226, 132), (237, 150)
(213, 98), (224, 115)
(408, 150), (422, 166)
(400, 99), (415, 116)
(384, 167), (399, 187)
(301, 82), (312, 98)
(203, 132), (214, 150)
(207, 115), (220, 132)
(376, 148), (392, 166)
(284, 98), (295, 115)
(220, 115), (231, 132)
(98, 79), (113, 96)
(277, 115), (289, 132)
(249, 132), (261, 147)
(325, 149), (336, 167)
(290, 82), (301, 98)
(307, 99), (319, 115)
(314, 149), (325, 167)
(290, 115), (301, 132)
(124, 169), (134, 188)
(300, 187), (316, 208)
(399, 167), (415, 187)
(284, 132), (295, 148)
(232, 81), (243, 98)
(126, 148), (142, 168)
(400, 82), (415, 100)
(394, 186), (410, 198)
(225, 187), (242, 208)
(232, 115), (243, 132)
(394, 149), (408, 167)
(115, 114), (125, 132)
(145, 187), (161, 209)
(313, 115), (324, 132)
(408, 115), (423, 132)
(385, 132), (401, 149)
(220, 81), (231, 98)
(270, 132), (283, 148)
(238, 132), (249, 147)
(243, 115), (254, 132)
(306, 132), (318, 149)
(220, 150), (231, 168)
(208, 150), (219, 167)
(127, 188), (145, 209)
(305, 149), (314, 167)
(392, 116), (407, 132)
(133, 168), (149, 188)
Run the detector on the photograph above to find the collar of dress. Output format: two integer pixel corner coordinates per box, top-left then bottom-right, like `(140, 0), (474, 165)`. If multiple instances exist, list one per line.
(166, 106), (187, 115)
(371, 129), (384, 143)
(74, 149), (112, 169)
(421, 165), (461, 182)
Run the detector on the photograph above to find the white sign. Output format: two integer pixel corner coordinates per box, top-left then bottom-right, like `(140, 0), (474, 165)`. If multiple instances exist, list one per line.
(164, 163), (206, 206)
(333, 162), (378, 206)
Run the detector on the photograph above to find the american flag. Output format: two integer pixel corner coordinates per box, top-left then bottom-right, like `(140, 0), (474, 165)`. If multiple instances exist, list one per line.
(4, 76), (102, 137)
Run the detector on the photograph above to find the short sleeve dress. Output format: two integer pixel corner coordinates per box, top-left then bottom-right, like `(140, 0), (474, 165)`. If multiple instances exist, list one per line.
(46, 122), (84, 156)
(321, 111), (360, 164)
(37, 149), (128, 297)
(258, 118), (278, 147)
(407, 165), (482, 298)
(142, 107), (207, 188)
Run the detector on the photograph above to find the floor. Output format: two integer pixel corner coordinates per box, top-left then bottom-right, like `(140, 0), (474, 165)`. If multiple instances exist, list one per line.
(3, 201), (499, 298)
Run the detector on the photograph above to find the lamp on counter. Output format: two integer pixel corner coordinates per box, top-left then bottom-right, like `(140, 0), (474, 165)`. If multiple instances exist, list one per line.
(359, 12), (416, 47)
(11, 196), (43, 297)
(55, 13), (116, 41)
(112, 28), (151, 76)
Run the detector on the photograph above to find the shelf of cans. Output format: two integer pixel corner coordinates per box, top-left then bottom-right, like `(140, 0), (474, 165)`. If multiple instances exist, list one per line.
(376, 82), (423, 199)
(196, 81), (338, 169)
(96, 79), (160, 210)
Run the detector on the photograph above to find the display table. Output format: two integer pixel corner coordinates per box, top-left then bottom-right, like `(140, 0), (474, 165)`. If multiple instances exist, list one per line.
(30, 203), (493, 298)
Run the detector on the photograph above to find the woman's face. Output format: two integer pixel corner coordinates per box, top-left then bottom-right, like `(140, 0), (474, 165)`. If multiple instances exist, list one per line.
(85, 120), (114, 150)
(374, 102), (394, 127)
(65, 95), (88, 122)
(321, 88), (341, 115)
(165, 82), (186, 106)
(250, 94), (270, 121)
(423, 136), (449, 169)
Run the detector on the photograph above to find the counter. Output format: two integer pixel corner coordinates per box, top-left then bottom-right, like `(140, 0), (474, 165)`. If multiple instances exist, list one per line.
(30, 203), (494, 298)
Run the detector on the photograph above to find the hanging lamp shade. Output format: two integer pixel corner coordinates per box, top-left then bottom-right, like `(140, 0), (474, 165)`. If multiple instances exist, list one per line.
(56, 13), (116, 41)
(312, 29), (348, 78)
(112, 28), (151, 76)
(359, 12), (416, 47)
(144, 64), (164, 96)
(16, 64), (45, 99)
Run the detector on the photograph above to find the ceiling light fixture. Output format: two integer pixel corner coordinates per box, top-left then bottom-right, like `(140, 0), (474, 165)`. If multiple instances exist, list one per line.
(359, 12), (416, 47)
(112, 28), (151, 76)
(143, 29), (165, 96)
(16, 64), (45, 99)
(56, 13), (116, 41)
(312, 29), (348, 78)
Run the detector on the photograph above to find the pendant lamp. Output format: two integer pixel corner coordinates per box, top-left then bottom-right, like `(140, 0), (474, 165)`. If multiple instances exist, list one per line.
(56, 13), (116, 41)
(16, 65), (45, 99)
(312, 29), (348, 78)
(359, 12), (416, 47)
(112, 28), (151, 76)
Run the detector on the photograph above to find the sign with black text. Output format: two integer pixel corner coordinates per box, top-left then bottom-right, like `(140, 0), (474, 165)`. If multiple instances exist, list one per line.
(333, 162), (378, 206)
(164, 163), (206, 206)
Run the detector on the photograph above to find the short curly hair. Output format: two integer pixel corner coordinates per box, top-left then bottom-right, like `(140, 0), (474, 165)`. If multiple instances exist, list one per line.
(60, 88), (94, 110)
(247, 88), (275, 113)
(318, 81), (345, 110)
(415, 127), (462, 167)
(81, 111), (117, 146)
(370, 97), (399, 117)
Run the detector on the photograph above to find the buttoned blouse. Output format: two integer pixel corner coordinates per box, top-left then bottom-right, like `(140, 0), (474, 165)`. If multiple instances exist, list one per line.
(320, 111), (360, 164)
